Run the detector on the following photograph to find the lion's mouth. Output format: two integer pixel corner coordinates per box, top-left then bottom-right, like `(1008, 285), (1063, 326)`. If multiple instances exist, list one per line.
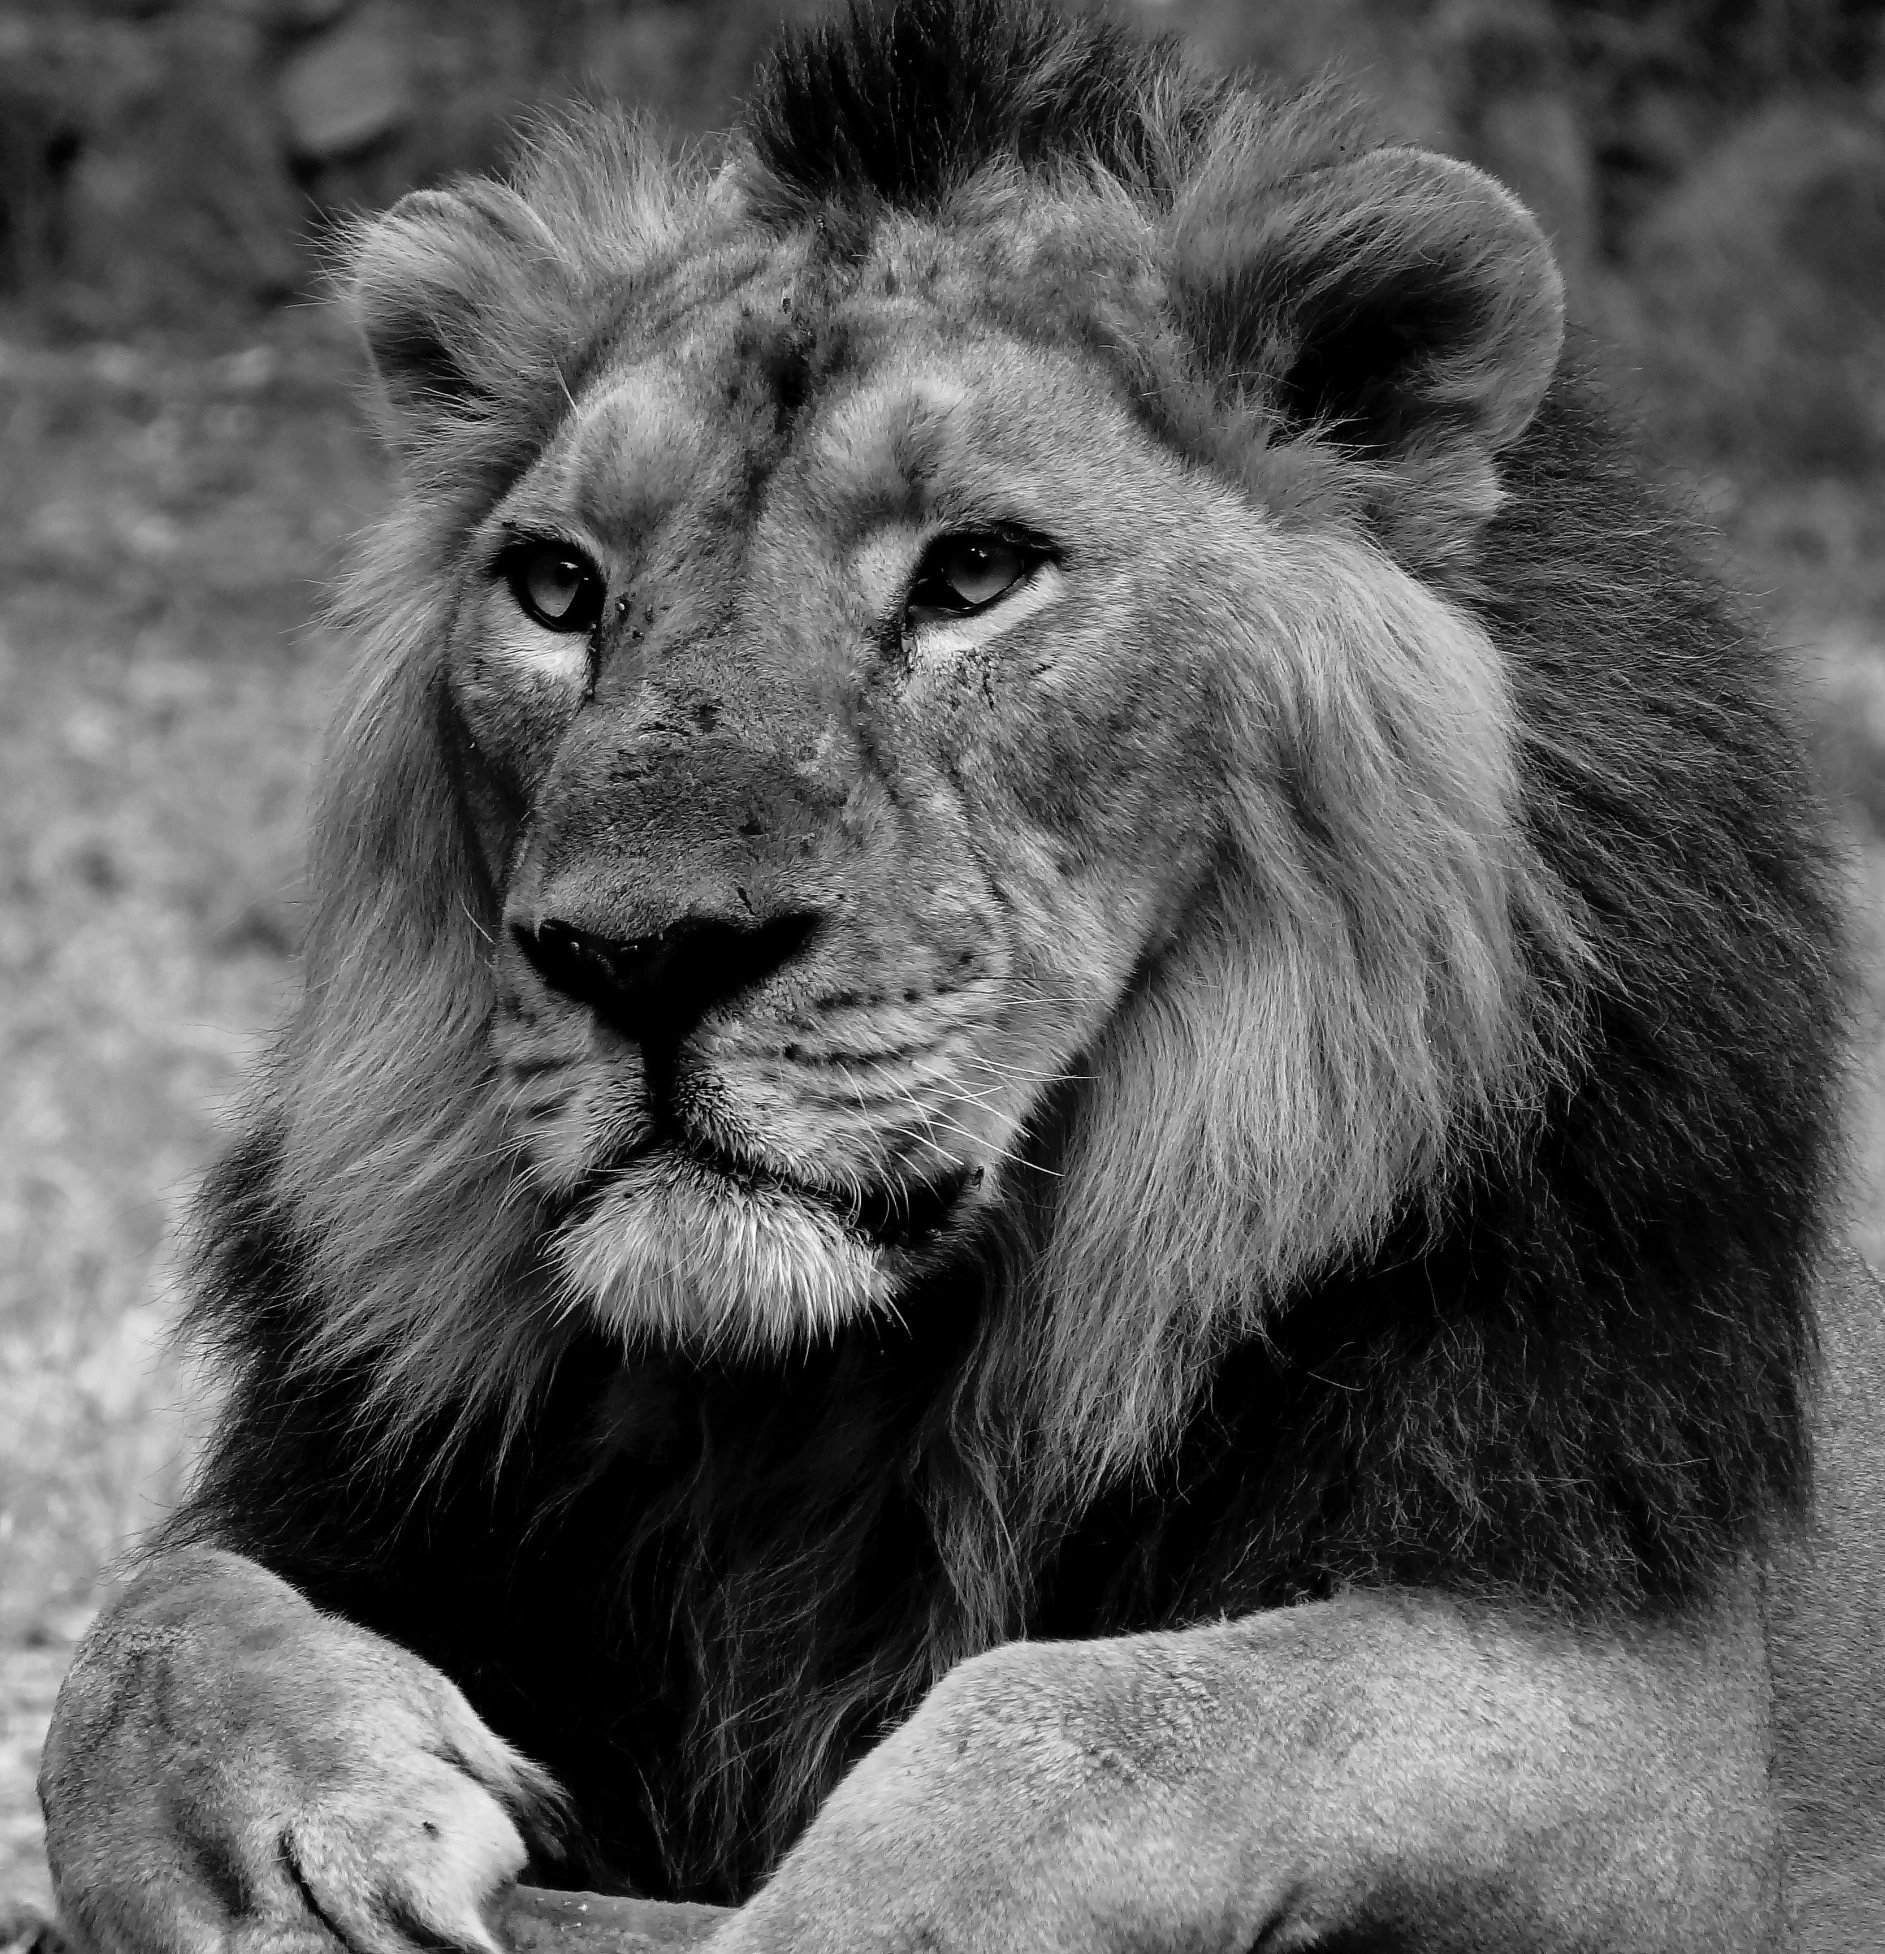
(603, 1135), (976, 1255)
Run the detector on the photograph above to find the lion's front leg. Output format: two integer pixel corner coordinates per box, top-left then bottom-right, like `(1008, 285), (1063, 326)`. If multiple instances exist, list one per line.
(711, 1588), (1779, 1954)
(38, 1546), (563, 1954)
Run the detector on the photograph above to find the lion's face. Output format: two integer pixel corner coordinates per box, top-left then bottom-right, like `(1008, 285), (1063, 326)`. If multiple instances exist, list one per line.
(327, 108), (1569, 1394)
(450, 237), (1249, 1349)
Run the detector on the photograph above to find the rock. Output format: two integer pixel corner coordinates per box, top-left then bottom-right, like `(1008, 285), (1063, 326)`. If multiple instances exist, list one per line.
(278, 4), (412, 163)
(500, 1887), (729, 1954)
(0, 8), (305, 320)
(1630, 104), (1885, 471)
(0, 1902), (66, 1954)
(260, 0), (356, 28)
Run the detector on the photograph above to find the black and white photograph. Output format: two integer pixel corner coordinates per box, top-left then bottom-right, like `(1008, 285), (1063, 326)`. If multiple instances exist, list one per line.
(3, 1), (1884, 1947)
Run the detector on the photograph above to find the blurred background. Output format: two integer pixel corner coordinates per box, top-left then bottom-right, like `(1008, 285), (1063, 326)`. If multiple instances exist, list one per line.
(3, 0), (1885, 1928)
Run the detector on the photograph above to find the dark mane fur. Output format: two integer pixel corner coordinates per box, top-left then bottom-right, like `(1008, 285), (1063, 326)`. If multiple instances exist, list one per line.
(173, 0), (1846, 1911)
(742, 0), (1224, 218)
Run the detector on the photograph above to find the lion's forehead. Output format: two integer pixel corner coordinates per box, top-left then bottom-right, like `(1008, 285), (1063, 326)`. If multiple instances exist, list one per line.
(527, 218), (1165, 560)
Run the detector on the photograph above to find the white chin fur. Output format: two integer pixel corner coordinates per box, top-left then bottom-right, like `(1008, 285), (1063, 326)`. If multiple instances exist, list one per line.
(554, 1150), (898, 1354)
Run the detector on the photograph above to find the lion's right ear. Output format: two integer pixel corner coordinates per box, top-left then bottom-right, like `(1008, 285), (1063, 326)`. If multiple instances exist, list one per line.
(346, 183), (571, 442)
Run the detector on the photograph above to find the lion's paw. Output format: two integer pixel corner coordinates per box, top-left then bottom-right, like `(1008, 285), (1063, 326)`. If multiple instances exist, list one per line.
(38, 1549), (561, 1954)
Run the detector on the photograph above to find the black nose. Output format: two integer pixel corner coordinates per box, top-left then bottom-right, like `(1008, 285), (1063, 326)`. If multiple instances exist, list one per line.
(514, 911), (819, 1054)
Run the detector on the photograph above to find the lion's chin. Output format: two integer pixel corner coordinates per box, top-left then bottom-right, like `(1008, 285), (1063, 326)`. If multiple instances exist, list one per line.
(553, 1148), (909, 1354)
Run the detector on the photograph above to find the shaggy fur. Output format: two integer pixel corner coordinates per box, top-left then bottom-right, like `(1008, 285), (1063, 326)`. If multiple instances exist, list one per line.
(173, 0), (1844, 1907)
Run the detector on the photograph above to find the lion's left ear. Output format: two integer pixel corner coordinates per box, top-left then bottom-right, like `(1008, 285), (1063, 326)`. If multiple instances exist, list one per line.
(1171, 145), (1565, 465)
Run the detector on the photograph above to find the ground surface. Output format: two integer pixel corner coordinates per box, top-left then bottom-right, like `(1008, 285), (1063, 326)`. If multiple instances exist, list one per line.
(1, 308), (1883, 1923)
(0, 313), (381, 1914)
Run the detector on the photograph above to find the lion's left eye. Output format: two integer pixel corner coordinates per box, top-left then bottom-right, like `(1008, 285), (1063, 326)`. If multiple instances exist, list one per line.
(502, 541), (605, 633)
(906, 533), (1045, 619)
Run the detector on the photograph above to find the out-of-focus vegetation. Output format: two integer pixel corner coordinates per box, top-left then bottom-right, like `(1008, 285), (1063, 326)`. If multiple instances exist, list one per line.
(8, 0), (1885, 496)
(0, 316), (384, 1918)
(3, 0), (1885, 1926)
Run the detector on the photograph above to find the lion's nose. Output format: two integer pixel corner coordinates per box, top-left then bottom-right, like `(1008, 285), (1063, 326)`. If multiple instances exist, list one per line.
(514, 910), (819, 1053)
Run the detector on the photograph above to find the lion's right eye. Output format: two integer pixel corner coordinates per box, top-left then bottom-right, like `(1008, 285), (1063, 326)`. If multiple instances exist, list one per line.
(502, 541), (605, 633)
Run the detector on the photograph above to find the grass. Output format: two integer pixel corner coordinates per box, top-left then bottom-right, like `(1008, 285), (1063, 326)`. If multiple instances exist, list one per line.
(1, 307), (1882, 1916)
(0, 311), (383, 1908)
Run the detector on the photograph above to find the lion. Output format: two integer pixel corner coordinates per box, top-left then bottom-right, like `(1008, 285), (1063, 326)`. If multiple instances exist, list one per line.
(35, 0), (1885, 1947)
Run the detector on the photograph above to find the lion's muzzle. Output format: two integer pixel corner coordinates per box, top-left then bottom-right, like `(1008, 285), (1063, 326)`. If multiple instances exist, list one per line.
(515, 909), (822, 1063)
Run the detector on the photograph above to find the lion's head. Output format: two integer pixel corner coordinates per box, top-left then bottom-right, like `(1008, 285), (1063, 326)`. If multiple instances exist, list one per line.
(251, 1), (1588, 1470)
(420, 120), (1568, 1336)
(202, 0), (1840, 1569)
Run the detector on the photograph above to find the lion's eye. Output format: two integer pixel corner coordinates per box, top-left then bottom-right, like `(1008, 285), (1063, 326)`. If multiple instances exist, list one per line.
(503, 541), (605, 633)
(906, 533), (1042, 618)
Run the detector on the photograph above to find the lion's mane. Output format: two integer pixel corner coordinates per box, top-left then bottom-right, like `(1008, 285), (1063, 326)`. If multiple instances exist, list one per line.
(178, 0), (1847, 1903)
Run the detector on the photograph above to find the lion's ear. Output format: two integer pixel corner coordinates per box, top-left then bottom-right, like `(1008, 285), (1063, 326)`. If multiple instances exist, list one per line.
(1172, 146), (1565, 462)
(346, 183), (570, 441)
